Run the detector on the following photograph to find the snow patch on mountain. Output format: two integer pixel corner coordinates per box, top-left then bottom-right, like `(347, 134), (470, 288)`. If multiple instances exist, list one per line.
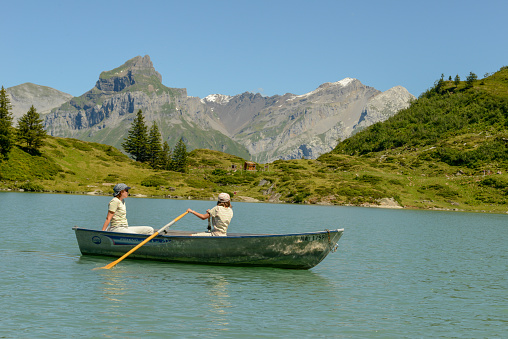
(289, 77), (357, 101)
(336, 77), (355, 87)
(201, 94), (233, 105)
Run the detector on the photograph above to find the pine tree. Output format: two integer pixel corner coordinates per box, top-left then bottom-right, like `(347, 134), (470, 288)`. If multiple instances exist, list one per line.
(466, 72), (478, 89)
(162, 141), (173, 170)
(454, 74), (461, 87)
(122, 109), (149, 162)
(147, 122), (163, 169)
(17, 105), (47, 154)
(0, 86), (14, 158)
(434, 74), (445, 94)
(172, 137), (188, 173)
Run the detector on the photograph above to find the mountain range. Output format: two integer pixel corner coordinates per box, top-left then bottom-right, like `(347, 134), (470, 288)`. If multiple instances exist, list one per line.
(6, 55), (415, 163)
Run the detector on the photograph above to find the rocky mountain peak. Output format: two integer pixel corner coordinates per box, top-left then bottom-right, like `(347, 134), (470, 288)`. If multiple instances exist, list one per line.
(288, 78), (368, 102)
(317, 77), (357, 90)
(290, 77), (361, 102)
(95, 55), (163, 93)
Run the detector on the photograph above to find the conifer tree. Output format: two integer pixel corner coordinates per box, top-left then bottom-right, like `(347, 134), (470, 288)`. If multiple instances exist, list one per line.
(162, 141), (173, 170)
(17, 105), (47, 154)
(172, 137), (188, 173)
(434, 74), (445, 94)
(466, 72), (477, 88)
(122, 109), (149, 162)
(147, 122), (163, 169)
(454, 74), (461, 87)
(0, 86), (14, 158)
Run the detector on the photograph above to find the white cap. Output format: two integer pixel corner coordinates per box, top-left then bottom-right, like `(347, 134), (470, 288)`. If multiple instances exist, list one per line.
(218, 193), (230, 202)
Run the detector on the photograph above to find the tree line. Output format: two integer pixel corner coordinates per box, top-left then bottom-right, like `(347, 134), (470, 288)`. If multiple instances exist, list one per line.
(0, 86), (47, 159)
(425, 71), (479, 97)
(122, 109), (188, 172)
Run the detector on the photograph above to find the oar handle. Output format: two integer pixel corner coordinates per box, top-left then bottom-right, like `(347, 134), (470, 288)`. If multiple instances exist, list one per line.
(157, 211), (189, 234)
(95, 211), (189, 270)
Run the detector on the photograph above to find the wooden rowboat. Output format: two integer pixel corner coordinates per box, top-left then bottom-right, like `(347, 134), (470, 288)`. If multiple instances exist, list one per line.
(73, 227), (344, 269)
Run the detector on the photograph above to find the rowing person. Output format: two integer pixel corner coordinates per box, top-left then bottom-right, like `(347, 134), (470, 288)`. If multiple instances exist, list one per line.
(101, 183), (154, 235)
(187, 193), (233, 236)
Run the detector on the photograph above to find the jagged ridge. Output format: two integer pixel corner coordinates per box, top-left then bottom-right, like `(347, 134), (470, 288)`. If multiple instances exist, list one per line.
(8, 55), (415, 163)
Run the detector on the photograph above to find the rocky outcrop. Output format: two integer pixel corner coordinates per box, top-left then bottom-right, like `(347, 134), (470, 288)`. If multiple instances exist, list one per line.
(355, 86), (415, 130)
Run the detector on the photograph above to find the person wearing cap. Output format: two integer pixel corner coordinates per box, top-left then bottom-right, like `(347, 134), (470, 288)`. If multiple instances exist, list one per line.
(101, 183), (154, 235)
(187, 193), (233, 236)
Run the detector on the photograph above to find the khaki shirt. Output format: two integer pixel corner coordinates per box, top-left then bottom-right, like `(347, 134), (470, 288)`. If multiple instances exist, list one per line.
(209, 206), (233, 234)
(109, 197), (128, 227)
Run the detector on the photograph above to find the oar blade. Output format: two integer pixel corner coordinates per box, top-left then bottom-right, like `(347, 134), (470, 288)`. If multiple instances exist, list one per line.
(93, 261), (119, 270)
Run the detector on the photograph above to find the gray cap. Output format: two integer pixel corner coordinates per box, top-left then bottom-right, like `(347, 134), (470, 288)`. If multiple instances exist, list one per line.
(113, 183), (131, 196)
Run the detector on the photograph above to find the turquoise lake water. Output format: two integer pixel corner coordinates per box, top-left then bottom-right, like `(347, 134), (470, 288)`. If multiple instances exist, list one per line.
(0, 192), (506, 338)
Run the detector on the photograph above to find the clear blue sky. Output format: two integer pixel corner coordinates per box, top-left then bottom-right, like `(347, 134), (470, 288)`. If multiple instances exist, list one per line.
(1, 0), (507, 99)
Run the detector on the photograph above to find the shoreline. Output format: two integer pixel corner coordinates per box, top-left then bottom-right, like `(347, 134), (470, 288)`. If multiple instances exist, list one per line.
(2, 187), (506, 214)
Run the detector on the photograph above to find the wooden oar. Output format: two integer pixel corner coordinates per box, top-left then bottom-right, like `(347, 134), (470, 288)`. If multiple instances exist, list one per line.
(94, 211), (189, 270)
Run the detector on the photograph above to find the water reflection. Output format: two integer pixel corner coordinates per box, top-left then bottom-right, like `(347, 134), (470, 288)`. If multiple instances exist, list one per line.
(99, 270), (128, 303)
(206, 273), (231, 330)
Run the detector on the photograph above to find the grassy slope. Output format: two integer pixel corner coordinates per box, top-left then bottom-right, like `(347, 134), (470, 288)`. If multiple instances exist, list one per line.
(326, 67), (508, 212)
(0, 133), (507, 213)
(0, 137), (254, 199)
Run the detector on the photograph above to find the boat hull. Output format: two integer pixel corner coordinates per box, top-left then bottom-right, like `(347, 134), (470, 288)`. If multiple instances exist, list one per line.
(73, 227), (344, 269)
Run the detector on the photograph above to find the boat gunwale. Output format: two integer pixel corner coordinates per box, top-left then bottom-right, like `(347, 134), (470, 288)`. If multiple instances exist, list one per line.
(72, 226), (344, 239)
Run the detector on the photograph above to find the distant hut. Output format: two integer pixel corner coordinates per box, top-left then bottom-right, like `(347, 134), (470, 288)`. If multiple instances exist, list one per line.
(243, 161), (256, 171)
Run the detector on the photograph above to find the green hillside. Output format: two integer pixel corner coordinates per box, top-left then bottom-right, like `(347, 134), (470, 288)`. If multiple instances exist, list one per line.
(326, 66), (508, 211)
(335, 67), (508, 162)
(1, 66), (508, 214)
(0, 136), (260, 198)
